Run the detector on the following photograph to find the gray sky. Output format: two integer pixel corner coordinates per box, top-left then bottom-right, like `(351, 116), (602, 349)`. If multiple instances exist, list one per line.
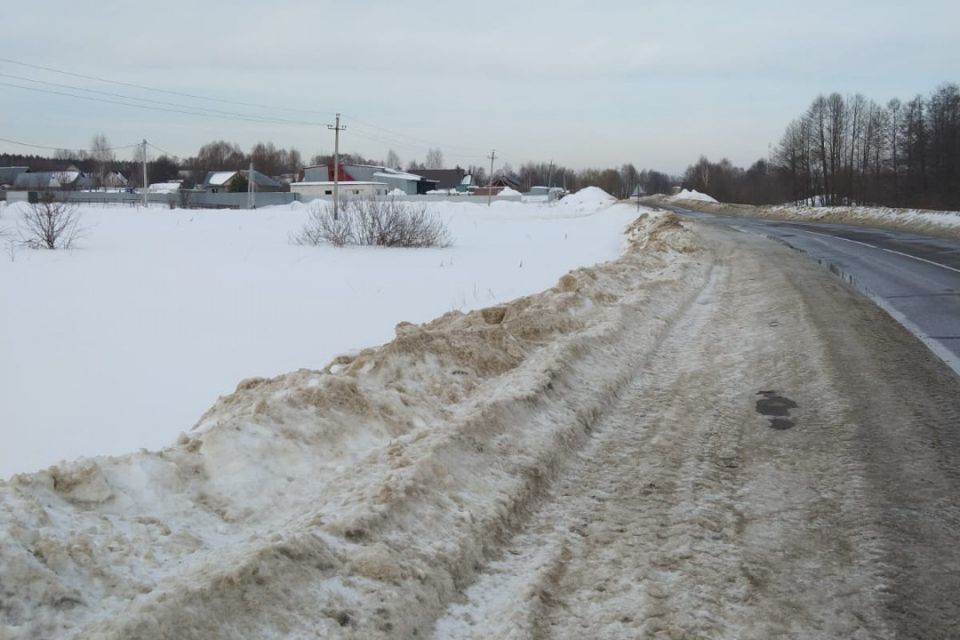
(2, 0), (958, 174)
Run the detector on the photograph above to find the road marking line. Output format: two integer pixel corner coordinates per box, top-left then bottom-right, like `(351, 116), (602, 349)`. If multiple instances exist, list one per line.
(879, 247), (960, 275)
(798, 229), (960, 275)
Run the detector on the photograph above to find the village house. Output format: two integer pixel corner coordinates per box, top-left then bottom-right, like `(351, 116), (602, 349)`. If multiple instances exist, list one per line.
(13, 167), (94, 190)
(302, 163), (438, 195)
(201, 170), (283, 193)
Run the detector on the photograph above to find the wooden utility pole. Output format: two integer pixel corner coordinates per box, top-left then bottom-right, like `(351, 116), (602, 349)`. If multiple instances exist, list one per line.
(328, 113), (346, 220)
(487, 149), (496, 207)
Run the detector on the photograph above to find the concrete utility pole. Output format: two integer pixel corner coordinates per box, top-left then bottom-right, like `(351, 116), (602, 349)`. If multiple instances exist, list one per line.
(547, 160), (555, 203)
(141, 139), (148, 208)
(247, 161), (255, 209)
(328, 113), (346, 220)
(487, 149), (497, 207)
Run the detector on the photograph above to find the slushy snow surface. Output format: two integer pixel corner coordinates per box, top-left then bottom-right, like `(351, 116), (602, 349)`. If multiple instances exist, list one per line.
(0, 193), (633, 478)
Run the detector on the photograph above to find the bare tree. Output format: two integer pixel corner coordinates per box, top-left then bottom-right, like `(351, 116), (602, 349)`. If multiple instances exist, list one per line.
(385, 149), (401, 169)
(90, 133), (115, 189)
(19, 193), (83, 249)
(425, 148), (444, 169)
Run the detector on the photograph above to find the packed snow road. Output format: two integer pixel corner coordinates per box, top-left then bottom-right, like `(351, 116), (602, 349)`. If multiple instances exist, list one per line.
(434, 224), (960, 639)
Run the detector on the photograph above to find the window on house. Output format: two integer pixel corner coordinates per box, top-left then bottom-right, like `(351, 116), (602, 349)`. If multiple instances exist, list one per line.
(325, 190), (332, 195)
(353, 190), (360, 195)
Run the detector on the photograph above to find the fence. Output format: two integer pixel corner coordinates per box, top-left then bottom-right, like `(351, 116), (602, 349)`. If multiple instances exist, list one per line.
(3, 190), (301, 209)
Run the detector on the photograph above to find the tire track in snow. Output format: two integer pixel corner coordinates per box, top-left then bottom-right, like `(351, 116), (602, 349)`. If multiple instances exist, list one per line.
(433, 225), (960, 638)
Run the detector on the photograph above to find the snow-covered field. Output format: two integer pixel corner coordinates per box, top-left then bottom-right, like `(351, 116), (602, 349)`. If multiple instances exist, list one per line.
(0, 189), (634, 479)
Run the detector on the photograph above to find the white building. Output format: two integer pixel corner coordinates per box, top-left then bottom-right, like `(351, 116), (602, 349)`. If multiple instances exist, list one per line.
(290, 181), (390, 201)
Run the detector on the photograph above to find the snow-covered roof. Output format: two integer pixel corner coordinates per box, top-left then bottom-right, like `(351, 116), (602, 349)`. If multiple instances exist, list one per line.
(206, 171), (236, 186)
(203, 170), (283, 189)
(13, 170), (85, 189)
(372, 171), (422, 182)
(148, 182), (183, 193)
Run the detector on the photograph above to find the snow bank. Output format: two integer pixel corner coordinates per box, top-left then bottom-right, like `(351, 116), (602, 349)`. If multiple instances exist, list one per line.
(766, 203), (960, 236)
(557, 186), (616, 212)
(0, 211), (705, 639)
(497, 187), (521, 197)
(387, 188), (407, 197)
(662, 196), (960, 237)
(668, 188), (718, 203)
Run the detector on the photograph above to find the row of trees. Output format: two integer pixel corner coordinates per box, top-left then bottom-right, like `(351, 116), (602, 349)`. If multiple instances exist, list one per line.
(7, 136), (683, 200)
(683, 83), (960, 210)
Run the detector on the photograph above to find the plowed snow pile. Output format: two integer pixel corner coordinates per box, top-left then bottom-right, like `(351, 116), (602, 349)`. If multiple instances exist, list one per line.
(556, 186), (615, 211)
(0, 212), (707, 639)
(667, 189), (718, 204)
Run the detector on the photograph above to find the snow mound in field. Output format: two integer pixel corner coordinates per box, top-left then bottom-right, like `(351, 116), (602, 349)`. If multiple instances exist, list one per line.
(558, 187), (616, 212)
(0, 211), (704, 639)
(388, 188), (407, 197)
(497, 187), (521, 197)
(671, 189), (718, 203)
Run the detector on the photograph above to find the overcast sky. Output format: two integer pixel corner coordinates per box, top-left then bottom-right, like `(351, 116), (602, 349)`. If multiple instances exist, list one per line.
(2, 0), (958, 173)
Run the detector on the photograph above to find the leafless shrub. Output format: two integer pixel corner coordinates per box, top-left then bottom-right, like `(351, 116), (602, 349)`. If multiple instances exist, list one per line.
(19, 193), (83, 250)
(293, 201), (354, 247)
(294, 197), (451, 248)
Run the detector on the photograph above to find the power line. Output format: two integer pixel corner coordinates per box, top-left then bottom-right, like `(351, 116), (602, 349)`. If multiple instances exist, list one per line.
(0, 58), (500, 162)
(0, 135), (139, 153)
(147, 142), (178, 158)
(0, 57), (338, 117)
(0, 81), (321, 127)
(347, 126), (489, 160)
(0, 71), (322, 126)
(345, 115), (488, 158)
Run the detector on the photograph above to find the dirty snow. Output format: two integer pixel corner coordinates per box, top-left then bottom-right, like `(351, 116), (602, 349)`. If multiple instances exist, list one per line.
(0, 210), (695, 639)
(0, 193), (635, 478)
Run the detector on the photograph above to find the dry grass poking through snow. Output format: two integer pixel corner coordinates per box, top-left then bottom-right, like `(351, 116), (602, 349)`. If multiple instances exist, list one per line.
(0, 213), (707, 639)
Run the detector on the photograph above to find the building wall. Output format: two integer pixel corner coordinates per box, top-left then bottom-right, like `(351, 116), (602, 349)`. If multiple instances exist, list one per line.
(291, 182), (389, 201)
(304, 165), (422, 195)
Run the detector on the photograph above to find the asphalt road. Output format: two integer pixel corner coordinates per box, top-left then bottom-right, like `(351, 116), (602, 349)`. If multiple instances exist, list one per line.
(662, 204), (960, 376)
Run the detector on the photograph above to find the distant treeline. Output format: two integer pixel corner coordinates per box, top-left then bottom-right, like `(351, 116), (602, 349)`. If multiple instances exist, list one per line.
(3, 139), (676, 199)
(681, 83), (960, 210)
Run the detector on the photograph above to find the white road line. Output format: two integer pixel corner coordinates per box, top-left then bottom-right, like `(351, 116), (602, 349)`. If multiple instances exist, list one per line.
(797, 228), (960, 275)
(879, 247), (960, 275)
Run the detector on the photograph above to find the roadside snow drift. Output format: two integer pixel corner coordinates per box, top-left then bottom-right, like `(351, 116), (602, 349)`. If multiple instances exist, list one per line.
(0, 210), (708, 639)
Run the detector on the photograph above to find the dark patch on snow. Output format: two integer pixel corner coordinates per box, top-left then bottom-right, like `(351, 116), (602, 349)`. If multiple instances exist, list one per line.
(756, 390), (798, 430)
